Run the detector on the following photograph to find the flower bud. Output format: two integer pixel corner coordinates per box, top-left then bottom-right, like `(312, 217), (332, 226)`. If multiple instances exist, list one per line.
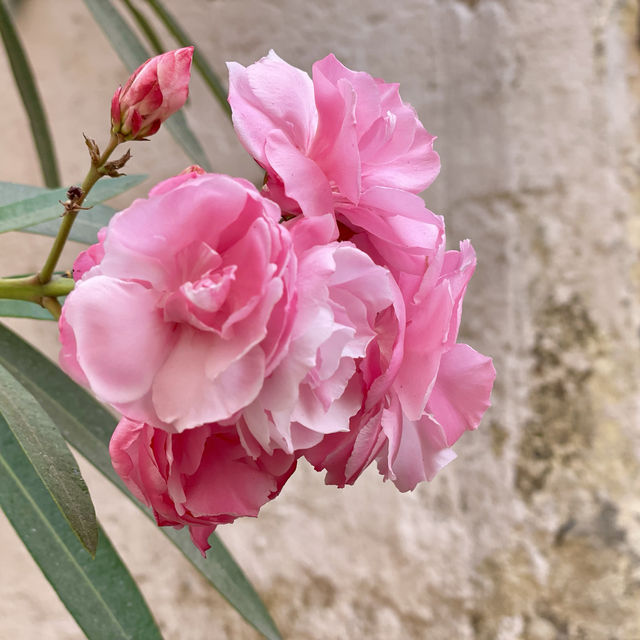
(111, 46), (194, 140)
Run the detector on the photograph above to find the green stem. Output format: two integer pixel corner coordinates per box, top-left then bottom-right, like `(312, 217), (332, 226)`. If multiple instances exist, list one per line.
(38, 133), (120, 285)
(0, 275), (75, 302)
(41, 296), (63, 320)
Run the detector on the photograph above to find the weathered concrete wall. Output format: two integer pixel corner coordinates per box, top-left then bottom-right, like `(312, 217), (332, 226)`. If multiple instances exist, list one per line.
(1, 1), (639, 638)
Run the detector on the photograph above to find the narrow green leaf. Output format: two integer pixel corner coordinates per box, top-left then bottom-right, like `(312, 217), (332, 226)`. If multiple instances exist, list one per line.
(153, 112), (213, 175)
(143, 0), (231, 118)
(0, 323), (283, 640)
(84, 0), (149, 63)
(24, 204), (117, 244)
(0, 181), (117, 243)
(0, 363), (98, 555)
(0, 0), (60, 188)
(0, 180), (46, 206)
(0, 299), (59, 320)
(0, 174), (145, 234)
(82, 0), (212, 170)
(88, 176), (148, 206)
(162, 526), (282, 640)
(120, 0), (164, 55)
(164, 111), (212, 169)
(0, 414), (163, 640)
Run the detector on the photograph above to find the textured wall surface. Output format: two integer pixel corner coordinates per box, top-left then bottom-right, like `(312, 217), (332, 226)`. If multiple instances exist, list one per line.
(1, 1), (639, 638)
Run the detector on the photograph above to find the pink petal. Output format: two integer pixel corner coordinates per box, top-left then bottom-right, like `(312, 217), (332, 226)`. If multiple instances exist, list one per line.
(227, 51), (317, 167)
(380, 411), (457, 492)
(427, 343), (495, 445)
(342, 189), (441, 261)
(265, 129), (333, 217)
(152, 329), (266, 430)
(313, 54), (382, 135)
(287, 214), (338, 253)
(189, 525), (216, 556)
(60, 277), (172, 406)
(393, 283), (453, 421)
(310, 63), (361, 202)
(433, 240), (476, 344)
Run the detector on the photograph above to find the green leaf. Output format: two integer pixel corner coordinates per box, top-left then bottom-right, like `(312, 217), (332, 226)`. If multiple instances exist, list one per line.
(0, 322), (283, 640)
(0, 363), (98, 555)
(164, 112), (212, 170)
(0, 181), (117, 243)
(82, 0), (212, 170)
(143, 0), (231, 119)
(120, 0), (165, 56)
(0, 298), (60, 320)
(162, 526), (282, 639)
(24, 205), (117, 244)
(0, 413), (163, 640)
(0, 0), (60, 188)
(0, 181), (43, 206)
(0, 175), (145, 234)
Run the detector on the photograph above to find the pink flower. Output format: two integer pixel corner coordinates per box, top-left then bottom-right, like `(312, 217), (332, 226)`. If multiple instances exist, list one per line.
(236, 216), (405, 457)
(110, 417), (296, 555)
(227, 52), (495, 490)
(228, 52), (447, 309)
(72, 227), (105, 281)
(227, 51), (440, 219)
(304, 237), (496, 491)
(60, 171), (297, 432)
(111, 47), (194, 140)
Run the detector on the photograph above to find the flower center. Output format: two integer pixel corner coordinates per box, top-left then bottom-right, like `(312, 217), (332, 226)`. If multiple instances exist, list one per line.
(162, 250), (238, 331)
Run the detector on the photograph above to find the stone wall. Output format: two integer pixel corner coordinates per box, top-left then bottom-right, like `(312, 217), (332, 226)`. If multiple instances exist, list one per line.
(0, 1), (639, 638)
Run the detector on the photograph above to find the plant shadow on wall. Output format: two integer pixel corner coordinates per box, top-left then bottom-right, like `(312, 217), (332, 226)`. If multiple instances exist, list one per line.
(0, 1), (495, 639)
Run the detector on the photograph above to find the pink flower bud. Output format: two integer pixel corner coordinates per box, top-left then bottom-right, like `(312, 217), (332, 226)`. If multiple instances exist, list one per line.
(111, 46), (194, 140)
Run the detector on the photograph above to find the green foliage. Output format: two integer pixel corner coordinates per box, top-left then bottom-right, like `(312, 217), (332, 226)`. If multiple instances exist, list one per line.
(141, 0), (231, 118)
(0, 299), (59, 320)
(0, 175), (146, 235)
(0, 363), (98, 554)
(0, 0), (60, 187)
(0, 413), (163, 639)
(121, 0), (165, 56)
(0, 182), (118, 244)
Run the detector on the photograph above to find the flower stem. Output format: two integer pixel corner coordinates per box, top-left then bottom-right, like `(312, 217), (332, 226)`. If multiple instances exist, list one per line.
(41, 296), (63, 319)
(38, 133), (120, 285)
(0, 274), (75, 301)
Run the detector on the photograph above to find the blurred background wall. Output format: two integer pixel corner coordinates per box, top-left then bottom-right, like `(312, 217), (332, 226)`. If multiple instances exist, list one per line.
(1, 0), (639, 638)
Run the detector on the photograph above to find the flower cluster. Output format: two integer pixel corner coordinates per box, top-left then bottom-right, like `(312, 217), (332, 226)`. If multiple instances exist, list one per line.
(60, 51), (495, 555)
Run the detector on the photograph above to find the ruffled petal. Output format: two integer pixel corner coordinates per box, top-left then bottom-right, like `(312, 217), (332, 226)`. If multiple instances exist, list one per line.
(227, 50), (317, 166)
(152, 329), (266, 430)
(426, 343), (495, 445)
(380, 411), (457, 492)
(60, 277), (172, 407)
(265, 129), (333, 217)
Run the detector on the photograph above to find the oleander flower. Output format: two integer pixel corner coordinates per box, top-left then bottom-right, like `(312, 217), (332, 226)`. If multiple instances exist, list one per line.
(227, 50), (439, 218)
(227, 49), (450, 332)
(236, 215), (405, 457)
(110, 417), (296, 555)
(228, 52), (447, 300)
(61, 48), (495, 516)
(111, 47), (194, 140)
(60, 171), (297, 432)
(228, 51), (495, 491)
(303, 234), (496, 492)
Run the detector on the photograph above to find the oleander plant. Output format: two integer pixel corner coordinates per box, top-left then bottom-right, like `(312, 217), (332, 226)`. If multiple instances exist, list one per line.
(0, 2), (494, 638)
